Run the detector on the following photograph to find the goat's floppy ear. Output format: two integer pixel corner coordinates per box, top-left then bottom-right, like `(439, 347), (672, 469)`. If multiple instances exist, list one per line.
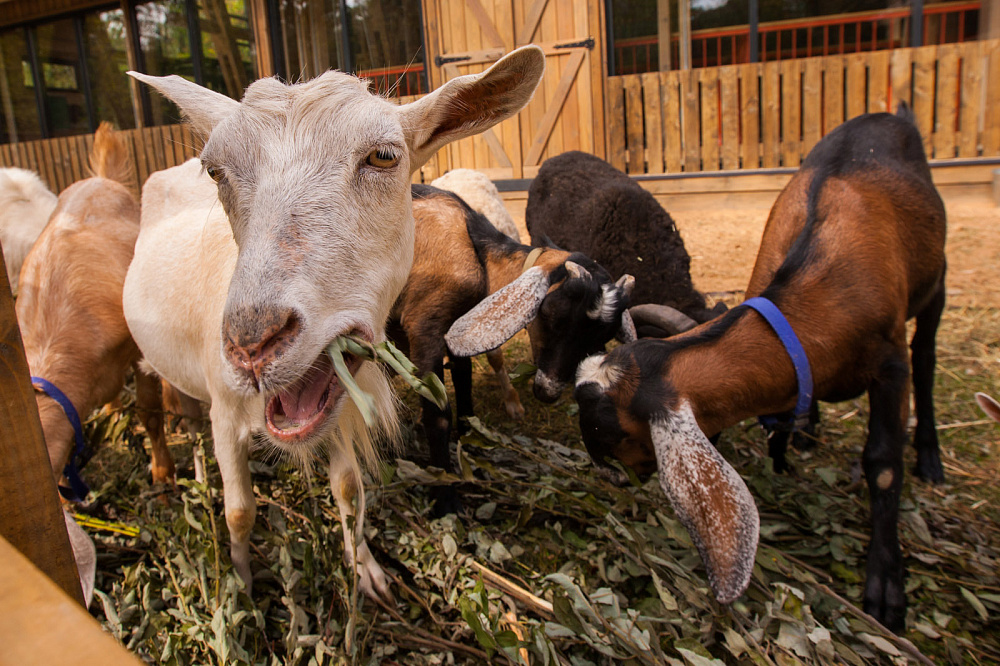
(128, 72), (240, 137)
(399, 46), (544, 170)
(976, 392), (1000, 424)
(652, 401), (759, 604)
(445, 266), (549, 357)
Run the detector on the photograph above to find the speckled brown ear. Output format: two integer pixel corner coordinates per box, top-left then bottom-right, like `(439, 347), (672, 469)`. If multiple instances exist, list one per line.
(445, 266), (550, 357)
(651, 401), (759, 604)
(976, 392), (1000, 424)
(617, 309), (637, 343)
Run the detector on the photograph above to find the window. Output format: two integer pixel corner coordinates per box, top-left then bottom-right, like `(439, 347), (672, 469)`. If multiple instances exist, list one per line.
(83, 10), (137, 132)
(0, 28), (42, 142)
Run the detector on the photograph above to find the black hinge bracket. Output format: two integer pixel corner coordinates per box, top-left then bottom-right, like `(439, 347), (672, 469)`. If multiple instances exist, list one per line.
(435, 54), (473, 66)
(554, 38), (595, 50)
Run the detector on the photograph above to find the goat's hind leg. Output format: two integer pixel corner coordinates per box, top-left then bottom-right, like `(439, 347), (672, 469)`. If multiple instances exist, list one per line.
(862, 351), (910, 633)
(911, 276), (945, 483)
(134, 364), (176, 486)
(329, 443), (392, 604)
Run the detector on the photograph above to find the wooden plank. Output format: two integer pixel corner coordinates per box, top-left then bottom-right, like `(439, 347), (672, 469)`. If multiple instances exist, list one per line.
(74, 136), (89, 179)
(890, 48), (913, 110)
(780, 59), (801, 167)
(0, 536), (143, 665)
(606, 76), (626, 171)
(761, 62), (780, 168)
(681, 68), (701, 172)
(63, 137), (81, 185)
(525, 48), (586, 166)
(801, 58), (822, 155)
(957, 41), (983, 158)
(719, 65), (739, 170)
(40, 140), (60, 194)
(845, 53), (867, 120)
(556, 0), (579, 157)
(517, 0), (548, 45)
(0, 252), (85, 608)
(130, 129), (150, 186)
(464, 0), (505, 47)
(740, 63), (760, 170)
(661, 71), (683, 173)
(624, 75), (644, 174)
(699, 68), (719, 172)
(642, 72), (664, 174)
(868, 50), (890, 113)
(0, 144), (12, 167)
(911, 45), (937, 154)
(984, 45), (1000, 156)
(934, 44), (959, 159)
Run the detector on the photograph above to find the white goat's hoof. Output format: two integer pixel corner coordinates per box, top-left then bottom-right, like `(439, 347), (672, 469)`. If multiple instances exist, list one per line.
(357, 559), (394, 605)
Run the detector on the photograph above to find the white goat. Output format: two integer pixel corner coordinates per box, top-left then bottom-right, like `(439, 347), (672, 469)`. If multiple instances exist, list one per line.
(431, 168), (521, 242)
(0, 167), (58, 296)
(124, 47), (544, 601)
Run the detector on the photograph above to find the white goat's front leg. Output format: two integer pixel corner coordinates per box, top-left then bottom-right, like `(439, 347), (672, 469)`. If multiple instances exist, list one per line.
(486, 348), (524, 420)
(329, 446), (392, 604)
(211, 402), (256, 594)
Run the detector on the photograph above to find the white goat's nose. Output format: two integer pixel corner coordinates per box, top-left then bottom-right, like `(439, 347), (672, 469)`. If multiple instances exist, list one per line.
(222, 306), (300, 388)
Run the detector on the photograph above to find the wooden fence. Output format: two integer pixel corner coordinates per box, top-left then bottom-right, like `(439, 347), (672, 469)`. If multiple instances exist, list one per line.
(0, 125), (203, 195)
(606, 39), (1000, 175)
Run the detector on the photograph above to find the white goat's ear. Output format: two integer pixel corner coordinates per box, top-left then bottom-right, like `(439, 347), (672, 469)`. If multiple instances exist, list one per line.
(445, 266), (550, 357)
(976, 392), (1000, 423)
(617, 309), (637, 343)
(652, 402), (759, 604)
(399, 46), (544, 170)
(128, 72), (240, 137)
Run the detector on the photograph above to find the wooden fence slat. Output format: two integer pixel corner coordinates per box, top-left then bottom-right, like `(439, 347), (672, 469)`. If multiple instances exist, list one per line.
(934, 44), (959, 159)
(624, 75), (644, 174)
(681, 68), (701, 172)
(780, 59), (801, 167)
(740, 63), (760, 170)
(132, 129), (150, 186)
(890, 48), (913, 110)
(66, 137), (83, 185)
(661, 71), (682, 173)
(606, 76), (626, 171)
(641, 72), (664, 174)
(700, 68), (720, 172)
(868, 50), (890, 113)
(958, 41), (983, 158)
(761, 62), (780, 168)
(846, 54), (867, 120)
(719, 66), (740, 170)
(0, 144), (13, 167)
(984, 45), (1000, 156)
(912, 45), (936, 153)
(40, 141), (59, 193)
(802, 58), (822, 155)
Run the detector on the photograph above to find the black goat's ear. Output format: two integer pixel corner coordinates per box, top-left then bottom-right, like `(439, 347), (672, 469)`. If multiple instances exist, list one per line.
(651, 401), (759, 604)
(445, 266), (550, 357)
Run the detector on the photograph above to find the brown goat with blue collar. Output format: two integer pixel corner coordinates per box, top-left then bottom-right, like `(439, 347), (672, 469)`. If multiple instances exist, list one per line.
(573, 107), (946, 632)
(393, 184), (638, 514)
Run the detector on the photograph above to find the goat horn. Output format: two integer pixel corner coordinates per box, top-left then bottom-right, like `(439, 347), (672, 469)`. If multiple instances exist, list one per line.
(628, 304), (698, 336)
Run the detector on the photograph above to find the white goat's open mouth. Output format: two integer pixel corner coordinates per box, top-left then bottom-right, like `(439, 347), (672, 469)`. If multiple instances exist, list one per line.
(264, 342), (364, 443)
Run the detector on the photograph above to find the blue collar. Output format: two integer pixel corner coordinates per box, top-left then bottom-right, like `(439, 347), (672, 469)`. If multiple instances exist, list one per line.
(740, 297), (814, 432)
(31, 376), (90, 501)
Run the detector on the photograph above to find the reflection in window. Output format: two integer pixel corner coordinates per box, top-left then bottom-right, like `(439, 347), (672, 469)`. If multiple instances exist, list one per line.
(0, 29), (43, 142)
(199, 0), (256, 98)
(35, 19), (90, 137)
(84, 9), (136, 131)
(276, 0), (425, 96)
(137, 0), (193, 125)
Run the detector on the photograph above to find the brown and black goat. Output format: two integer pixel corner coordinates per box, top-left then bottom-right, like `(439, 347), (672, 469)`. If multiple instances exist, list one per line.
(391, 184), (636, 513)
(573, 107), (946, 632)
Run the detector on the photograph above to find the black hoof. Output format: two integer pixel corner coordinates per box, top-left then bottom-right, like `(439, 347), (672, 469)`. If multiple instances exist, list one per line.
(792, 429), (818, 451)
(430, 486), (463, 518)
(864, 570), (906, 633)
(914, 450), (945, 484)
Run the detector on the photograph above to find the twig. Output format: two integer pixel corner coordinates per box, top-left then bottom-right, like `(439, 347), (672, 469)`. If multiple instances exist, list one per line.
(814, 583), (935, 666)
(469, 560), (554, 618)
(384, 568), (445, 624)
(373, 598), (491, 660)
(936, 418), (994, 430)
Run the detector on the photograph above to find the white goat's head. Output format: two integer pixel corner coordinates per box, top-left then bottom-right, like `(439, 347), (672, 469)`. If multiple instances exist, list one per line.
(129, 47), (543, 445)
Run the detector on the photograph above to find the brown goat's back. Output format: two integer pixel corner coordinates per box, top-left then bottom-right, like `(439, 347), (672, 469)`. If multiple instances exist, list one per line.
(88, 122), (134, 188)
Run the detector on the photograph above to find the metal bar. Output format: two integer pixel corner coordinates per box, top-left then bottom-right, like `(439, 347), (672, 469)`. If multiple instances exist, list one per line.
(185, 0), (204, 86)
(74, 16), (96, 133)
(26, 27), (48, 139)
(749, 0), (758, 62)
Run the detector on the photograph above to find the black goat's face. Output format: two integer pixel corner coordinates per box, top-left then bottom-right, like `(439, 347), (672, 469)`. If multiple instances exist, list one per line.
(529, 262), (634, 402)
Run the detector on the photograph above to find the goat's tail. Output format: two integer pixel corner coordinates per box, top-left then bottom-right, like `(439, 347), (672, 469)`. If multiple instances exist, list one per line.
(88, 121), (135, 188)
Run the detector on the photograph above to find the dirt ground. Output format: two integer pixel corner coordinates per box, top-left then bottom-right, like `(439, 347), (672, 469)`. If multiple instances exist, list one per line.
(673, 201), (1000, 308)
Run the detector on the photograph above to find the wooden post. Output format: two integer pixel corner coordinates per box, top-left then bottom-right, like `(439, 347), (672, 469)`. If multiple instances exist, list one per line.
(0, 245), (84, 607)
(657, 0), (672, 72)
(678, 0), (691, 71)
(248, 0), (275, 78)
(982, 1), (1000, 41)
(0, 536), (143, 664)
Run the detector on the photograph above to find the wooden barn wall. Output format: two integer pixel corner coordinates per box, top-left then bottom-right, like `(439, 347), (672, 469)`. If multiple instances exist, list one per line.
(605, 39), (1000, 174)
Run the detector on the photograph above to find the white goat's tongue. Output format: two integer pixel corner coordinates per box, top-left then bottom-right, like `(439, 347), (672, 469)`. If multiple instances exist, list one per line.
(279, 359), (334, 421)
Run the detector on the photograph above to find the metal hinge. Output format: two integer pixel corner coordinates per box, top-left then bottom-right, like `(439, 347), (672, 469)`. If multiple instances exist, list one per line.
(554, 37), (595, 50)
(435, 54), (472, 66)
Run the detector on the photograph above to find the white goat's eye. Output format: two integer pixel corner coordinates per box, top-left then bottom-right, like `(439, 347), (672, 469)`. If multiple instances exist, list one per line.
(365, 148), (398, 169)
(206, 165), (223, 182)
